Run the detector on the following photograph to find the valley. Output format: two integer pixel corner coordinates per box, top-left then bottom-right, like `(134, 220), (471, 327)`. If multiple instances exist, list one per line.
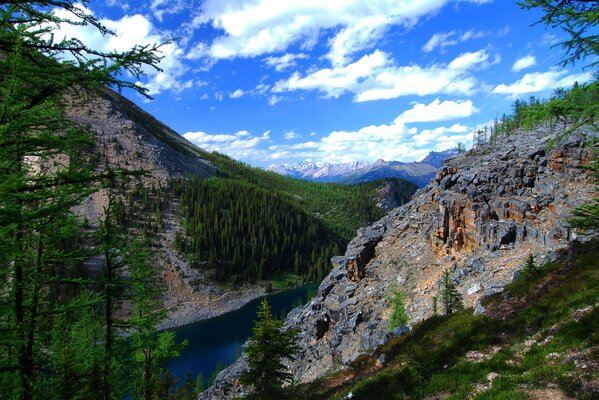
(1, 1), (598, 400)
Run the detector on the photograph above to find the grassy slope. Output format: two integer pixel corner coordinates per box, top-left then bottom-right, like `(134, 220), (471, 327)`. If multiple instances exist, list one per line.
(301, 241), (599, 400)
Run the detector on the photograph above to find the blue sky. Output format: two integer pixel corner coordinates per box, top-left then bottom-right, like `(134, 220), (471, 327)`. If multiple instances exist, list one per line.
(57, 1), (593, 167)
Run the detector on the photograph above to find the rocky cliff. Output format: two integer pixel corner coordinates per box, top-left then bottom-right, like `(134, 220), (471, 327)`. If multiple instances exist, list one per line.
(201, 126), (596, 399)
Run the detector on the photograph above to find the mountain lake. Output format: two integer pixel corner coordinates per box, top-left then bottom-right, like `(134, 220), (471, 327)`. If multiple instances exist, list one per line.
(166, 283), (319, 388)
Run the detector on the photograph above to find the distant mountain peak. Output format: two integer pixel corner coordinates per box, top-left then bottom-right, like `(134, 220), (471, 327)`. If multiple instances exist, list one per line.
(267, 149), (458, 187)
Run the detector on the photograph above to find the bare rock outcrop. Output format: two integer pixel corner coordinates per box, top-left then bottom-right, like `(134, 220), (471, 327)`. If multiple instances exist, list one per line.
(201, 127), (596, 399)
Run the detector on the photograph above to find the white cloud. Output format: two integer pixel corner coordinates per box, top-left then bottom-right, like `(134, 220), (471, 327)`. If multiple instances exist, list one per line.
(268, 95), (283, 105)
(284, 131), (301, 140)
(422, 29), (490, 52)
(183, 130), (270, 159)
(493, 69), (592, 96)
(264, 53), (307, 71)
(263, 107), (474, 164)
(49, 5), (192, 96)
(448, 50), (491, 70)
(230, 89), (245, 98)
(150, 0), (188, 22)
(327, 15), (389, 67)
(397, 99), (478, 123)
(512, 55), (536, 72)
(192, 0), (486, 61)
(273, 50), (488, 101)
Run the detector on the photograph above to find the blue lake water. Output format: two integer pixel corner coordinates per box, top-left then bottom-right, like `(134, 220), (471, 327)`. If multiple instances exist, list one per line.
(166, 284), (319, 386)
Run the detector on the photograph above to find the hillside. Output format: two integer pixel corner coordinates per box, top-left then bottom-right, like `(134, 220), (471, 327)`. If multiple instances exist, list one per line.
(301, 240), (599, 399)
(64, 86), (417, 326)
(201, 124), (597, 399)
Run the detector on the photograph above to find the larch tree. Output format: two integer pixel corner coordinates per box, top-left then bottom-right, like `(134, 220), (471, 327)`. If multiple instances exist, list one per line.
(0, 1), (166, 399)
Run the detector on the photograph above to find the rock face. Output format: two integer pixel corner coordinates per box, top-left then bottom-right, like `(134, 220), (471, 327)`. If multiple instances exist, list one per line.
(201, 127), (596, 399)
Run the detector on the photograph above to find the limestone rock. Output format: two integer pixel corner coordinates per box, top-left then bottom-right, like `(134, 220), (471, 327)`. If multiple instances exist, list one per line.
(200, 127), (596, 399)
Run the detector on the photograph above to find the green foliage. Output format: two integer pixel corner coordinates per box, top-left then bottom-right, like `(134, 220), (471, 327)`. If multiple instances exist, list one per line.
(240, 299), (299, 400)
(173, 176), (343, 282)
(440, 270), (464, 316)
(491, 81), (599, 141)
(388, 289), (409, 330)
(183, 151), (416, 240)
(173, 174), (415, 284)
(432, 295), (439, 315)
(522, 253), (540, 278)
(195, 372), (206, 394)
(302, 241), (599, 400)
(519, 0), (599, 69)
(0, 2), (181, 399)
(456, 142), (466, 154)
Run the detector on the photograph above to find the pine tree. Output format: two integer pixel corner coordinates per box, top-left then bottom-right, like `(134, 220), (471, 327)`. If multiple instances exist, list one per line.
(388, 289), (409, 330)
(240, 299), (299, 400)
(440, 270), (463, 316)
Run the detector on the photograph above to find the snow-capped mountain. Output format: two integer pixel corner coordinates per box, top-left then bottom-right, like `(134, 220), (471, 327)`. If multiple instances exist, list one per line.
(267, 149), (458, 187)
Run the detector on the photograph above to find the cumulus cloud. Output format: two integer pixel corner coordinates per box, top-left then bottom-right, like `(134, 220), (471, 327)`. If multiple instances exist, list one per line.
(493, 69), (592, 96)
(264, 105), (475, 164)
(183, 130), (271, 159)
(448, 50), (492, 70)
(397, 99), (478, 123)
(230, 89), (245, 98)
(512, 55), (536, 72)
(273, 49), (490, 101)
(50, 5), (192, 96)
(264, 53), (307, 71)
(191, 0), (486, 62)
(284, 131), (301, 140)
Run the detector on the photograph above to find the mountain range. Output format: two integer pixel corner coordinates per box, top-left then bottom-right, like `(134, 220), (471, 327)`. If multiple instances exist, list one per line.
(268, 149), (458, 188)
(64, 86), (418, 328)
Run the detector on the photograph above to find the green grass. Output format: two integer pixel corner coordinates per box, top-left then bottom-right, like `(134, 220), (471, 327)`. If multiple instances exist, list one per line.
(300, 241), (599, 399)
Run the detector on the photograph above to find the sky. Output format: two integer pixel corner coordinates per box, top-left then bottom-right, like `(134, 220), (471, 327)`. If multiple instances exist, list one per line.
(55, 0), (594, 167)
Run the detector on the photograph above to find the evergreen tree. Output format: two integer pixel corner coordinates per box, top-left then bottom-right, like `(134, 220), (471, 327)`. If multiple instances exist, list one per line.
(0, 2), (165, 399)
(240, 299), (299, 400)
(432, 295), (439, 316)
(440, 270), (463, 316)
(388, 289), (409, 330)
(522, 254), (540, 277)
(519, 0), (598, 69)
(520, 1), (598, 229)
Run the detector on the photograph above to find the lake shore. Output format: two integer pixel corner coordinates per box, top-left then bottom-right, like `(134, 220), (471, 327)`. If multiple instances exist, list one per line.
(158, 285), (266, 330)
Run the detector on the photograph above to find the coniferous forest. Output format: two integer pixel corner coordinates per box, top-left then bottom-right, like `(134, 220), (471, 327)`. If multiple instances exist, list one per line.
(172, 175), (416, 283)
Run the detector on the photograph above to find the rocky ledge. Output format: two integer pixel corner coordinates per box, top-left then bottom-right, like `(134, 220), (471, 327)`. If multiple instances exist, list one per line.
(201, 127), (596, 399)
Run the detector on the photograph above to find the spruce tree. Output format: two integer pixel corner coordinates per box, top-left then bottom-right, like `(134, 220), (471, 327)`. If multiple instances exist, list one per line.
(240, 299), (299, 400)
(522, 254), (540, 277)
(388, 289), (409, 330)
(440, 270), (463, 316)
